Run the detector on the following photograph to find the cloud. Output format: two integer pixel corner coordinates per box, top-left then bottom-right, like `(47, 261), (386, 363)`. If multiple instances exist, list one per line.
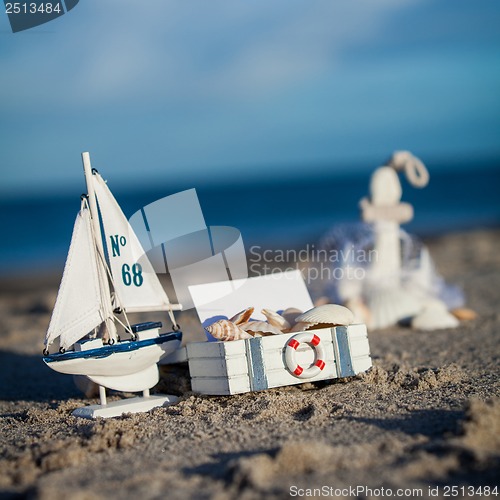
(0, 0), (422, 110)
(1, 0), (499, 193)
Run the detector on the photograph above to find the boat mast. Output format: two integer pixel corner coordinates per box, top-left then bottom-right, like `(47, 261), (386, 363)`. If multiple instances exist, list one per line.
(82, 152), (118, 343)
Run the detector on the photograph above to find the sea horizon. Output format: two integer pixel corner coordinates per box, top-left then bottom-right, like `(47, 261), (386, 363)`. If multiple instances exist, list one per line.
(1, 161), (499, 277)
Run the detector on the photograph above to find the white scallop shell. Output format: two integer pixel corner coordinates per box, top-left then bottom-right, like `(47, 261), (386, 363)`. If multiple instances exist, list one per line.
(295, 304), (354, 329)
(206, 320), (252, 341)
(366, 288), (421, 330)
(411, 302), (459, 331)
(261, 309), (291, 331)
(229, 307), (254, 325)
(289, 321), (311, 333)
(241, 321), (283, 336)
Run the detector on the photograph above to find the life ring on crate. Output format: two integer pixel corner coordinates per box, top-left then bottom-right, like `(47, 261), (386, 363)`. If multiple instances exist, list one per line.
(285, 332), (326, 379)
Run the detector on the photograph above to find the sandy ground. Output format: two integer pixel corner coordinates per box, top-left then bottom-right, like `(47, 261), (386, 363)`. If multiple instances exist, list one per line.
(0, 229), (499, 499)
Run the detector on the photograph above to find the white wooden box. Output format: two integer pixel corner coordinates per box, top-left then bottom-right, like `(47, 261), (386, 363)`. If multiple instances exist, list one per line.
(186, 324), (371, 395)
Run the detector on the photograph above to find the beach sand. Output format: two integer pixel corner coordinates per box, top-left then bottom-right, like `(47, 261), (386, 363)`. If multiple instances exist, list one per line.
(0, 229), (499, 499)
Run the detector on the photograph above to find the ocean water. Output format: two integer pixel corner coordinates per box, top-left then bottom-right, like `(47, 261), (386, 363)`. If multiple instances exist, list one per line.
(1, 165), (499, 276)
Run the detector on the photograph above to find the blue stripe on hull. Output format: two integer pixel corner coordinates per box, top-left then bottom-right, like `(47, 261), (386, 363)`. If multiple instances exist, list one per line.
(44, 331), (182, 364)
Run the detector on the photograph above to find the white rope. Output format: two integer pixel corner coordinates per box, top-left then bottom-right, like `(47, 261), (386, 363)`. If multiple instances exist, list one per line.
(166, 306), (178, 330)
(89, 218), (177, 334)
(387, 150), (429, 188)
(93, 171), (179, 331)
(82, 198), (179, 335)
(83, 197), (120, 343)
(95, 239), (179, 332)
(113, 314), (132, 335)
(94, 241), (134, 337)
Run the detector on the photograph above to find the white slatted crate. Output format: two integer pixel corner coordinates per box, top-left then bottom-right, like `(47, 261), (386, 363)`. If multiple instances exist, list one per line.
(186, 323), (371, 395)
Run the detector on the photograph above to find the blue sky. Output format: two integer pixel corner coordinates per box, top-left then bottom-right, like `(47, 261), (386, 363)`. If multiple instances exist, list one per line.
(0, 0), (499, 196)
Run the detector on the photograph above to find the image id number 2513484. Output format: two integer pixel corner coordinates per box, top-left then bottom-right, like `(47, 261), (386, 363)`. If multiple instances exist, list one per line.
(5, 3), (61, 14)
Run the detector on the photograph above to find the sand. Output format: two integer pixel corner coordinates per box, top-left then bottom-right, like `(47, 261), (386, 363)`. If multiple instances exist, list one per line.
(1, 229), (499, 499)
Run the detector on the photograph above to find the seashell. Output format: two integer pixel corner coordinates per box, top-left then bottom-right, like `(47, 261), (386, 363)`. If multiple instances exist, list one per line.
(345, 298), (371, 325)
(290, 321), (311, 333)
(411, 303), (459, 331)
(238, 321), (255, 331)
(206, 320), (252, 341)
(229, 307), (254, 325)
(281, 307), (303, 325)
(261, 309), (290, 331)
(451, 308), (477, 321)
(366, 288), (421, 330)
(295, 304), (354, 330)
(241, 321), (283, 336)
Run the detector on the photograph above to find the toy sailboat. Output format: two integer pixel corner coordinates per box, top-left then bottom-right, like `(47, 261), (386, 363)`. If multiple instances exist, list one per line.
(43, 152), (183, 418)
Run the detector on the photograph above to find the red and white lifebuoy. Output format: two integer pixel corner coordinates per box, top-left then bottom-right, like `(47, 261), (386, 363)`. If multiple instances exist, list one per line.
(285, 332), (326, 379)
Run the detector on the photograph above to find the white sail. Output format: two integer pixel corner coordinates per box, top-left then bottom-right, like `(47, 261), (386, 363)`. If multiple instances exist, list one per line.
(92, 173), (177, 313)
(45, 207), (107, 350)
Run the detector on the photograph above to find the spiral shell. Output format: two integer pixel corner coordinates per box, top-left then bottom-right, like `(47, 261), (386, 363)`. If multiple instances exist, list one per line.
(206, 320), (252, 341)
(261, 309), (291, 331)
(294, 304), (354, 330)
(229, 307), (255, 325)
